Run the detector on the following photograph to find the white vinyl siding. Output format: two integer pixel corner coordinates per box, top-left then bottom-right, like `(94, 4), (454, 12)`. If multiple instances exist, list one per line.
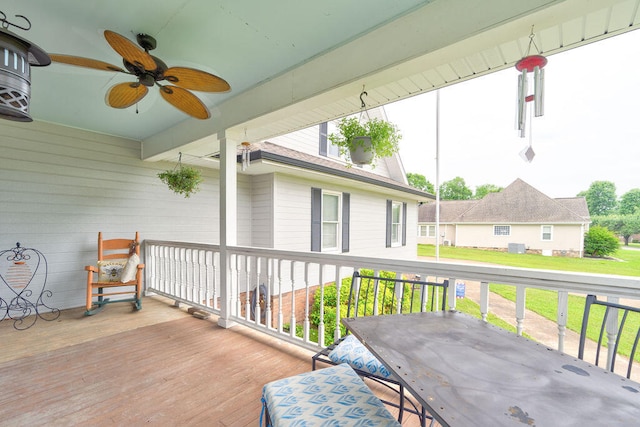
(0, 120), (221, 310)
(250, 175), (274, 247)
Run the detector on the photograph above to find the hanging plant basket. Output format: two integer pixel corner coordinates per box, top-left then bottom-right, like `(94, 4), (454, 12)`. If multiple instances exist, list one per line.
(348, 136), (374, 165)
(157, 153), (203, 198)
(329, 116), (401, 167)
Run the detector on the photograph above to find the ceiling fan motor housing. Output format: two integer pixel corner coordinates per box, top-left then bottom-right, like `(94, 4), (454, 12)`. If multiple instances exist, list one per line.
(0, 29), (50, 122)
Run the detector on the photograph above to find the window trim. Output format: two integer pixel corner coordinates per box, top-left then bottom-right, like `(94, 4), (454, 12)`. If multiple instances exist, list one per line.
(541, 225), (553, 241)
(311, 188), (350, 253)
(387, 200), (406, 247)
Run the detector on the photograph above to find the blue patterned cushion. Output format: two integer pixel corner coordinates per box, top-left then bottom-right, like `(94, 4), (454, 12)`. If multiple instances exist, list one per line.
(262, 363), (400, 426)
(328, 335), (393, 379)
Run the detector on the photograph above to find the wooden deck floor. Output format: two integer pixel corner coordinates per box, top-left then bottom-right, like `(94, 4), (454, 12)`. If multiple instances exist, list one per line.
(0, 296), (425, 426)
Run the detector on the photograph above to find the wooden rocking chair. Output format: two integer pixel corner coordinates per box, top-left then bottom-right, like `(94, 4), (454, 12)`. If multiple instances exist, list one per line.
(84, 232), (144, 316)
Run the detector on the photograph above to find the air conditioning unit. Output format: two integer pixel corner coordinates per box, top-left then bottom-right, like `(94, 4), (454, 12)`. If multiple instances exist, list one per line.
(443, 240), (451, 246)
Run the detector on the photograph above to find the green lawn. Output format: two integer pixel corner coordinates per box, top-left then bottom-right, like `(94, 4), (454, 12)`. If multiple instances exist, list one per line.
(418, 244), (640, 277)
(418, 244), (640, 359)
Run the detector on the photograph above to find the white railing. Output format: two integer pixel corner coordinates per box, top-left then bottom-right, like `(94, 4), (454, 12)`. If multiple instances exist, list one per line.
(144, 240), (640, 358)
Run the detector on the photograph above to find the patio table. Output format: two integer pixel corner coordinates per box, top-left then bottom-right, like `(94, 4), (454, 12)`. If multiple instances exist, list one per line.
(342, 310), (640, 427)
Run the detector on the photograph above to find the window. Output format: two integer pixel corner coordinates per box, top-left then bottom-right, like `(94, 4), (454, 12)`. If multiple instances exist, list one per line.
(427, 225), (436, 237)
(322, 192), (340, 251)
(319, 122), (340, 158)
(541, 225), (553, 241)
(311, 188), (350, 253)
(493, 225), (511, 236)
(386, 200), (407, 247)
(391, 202), (402, 245)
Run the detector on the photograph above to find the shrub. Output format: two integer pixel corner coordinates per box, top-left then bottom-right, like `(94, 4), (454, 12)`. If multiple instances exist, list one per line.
(310, 269), (412, 346)
(584, 225), (620, 257)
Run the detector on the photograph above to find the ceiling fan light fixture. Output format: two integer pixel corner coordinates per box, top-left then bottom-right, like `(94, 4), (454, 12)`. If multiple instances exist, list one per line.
(0, 21), (50, 122)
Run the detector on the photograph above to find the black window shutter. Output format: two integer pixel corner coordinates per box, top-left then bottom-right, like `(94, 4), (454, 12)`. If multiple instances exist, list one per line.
(342, 193), (350, 253)
(319, 122), (328, 157)
(402, 202), (407, 246)
(311, 188), (322, 252)
(385, 199), (392, 248)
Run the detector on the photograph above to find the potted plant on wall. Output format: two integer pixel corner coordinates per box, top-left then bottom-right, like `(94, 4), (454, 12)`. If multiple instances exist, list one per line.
(157, 153), (204, 198)
(328, 116), (402, 166)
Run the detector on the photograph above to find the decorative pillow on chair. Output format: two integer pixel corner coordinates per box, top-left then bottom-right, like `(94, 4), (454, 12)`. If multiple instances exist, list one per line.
(97, 259), (128, 282)
(120, 253), (139, 283)
(328, 334), (393, 378)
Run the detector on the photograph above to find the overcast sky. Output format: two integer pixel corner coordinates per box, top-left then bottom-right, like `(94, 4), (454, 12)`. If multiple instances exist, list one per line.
(385, 28), (640, 199)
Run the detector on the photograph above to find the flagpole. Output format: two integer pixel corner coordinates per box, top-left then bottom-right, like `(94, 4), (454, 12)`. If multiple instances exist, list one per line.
(435, 90), (441, 262)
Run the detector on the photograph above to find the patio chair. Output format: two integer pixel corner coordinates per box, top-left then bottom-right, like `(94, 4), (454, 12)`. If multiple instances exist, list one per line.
(311, 269), (448, 426)
(85, 232), (144, 316)
(578, 294), (640, 379)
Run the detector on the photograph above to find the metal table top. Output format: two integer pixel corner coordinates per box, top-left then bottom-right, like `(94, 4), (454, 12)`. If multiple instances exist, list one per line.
(342, 310), (640, 427)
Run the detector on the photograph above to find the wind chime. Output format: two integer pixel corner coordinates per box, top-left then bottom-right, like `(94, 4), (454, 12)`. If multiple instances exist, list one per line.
(240, 129), (251, 171)
(515, 27), (547, 162)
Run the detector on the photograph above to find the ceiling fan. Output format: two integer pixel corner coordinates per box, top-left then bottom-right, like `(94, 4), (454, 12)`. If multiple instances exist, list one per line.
(50, 30), (230, 120)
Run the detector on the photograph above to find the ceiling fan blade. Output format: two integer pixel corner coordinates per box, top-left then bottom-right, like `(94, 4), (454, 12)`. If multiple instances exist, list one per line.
(106, 82), (149, 109)
(104, 30), (156, 71)
(50, 54), (125, 72)
(159, 85), (210, 120)
(164, 67), (231, 92)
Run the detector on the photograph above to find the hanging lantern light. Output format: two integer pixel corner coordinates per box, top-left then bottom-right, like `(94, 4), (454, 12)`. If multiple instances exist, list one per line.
(0, 12), (50, 122)
(515, 27), (546, 138)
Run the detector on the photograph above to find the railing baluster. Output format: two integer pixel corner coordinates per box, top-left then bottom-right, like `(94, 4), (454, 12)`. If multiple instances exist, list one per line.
(303, 262), (310, 343)
(334, 266), (342, 343)
(244, 256), (252, 322)
(277, 259), (284, 334)
(318, 264), (325, 348)
(289, 261), (296, 338)
(265, 258), (273, 330)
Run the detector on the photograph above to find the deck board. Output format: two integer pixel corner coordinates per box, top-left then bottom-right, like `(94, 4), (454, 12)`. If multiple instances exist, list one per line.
(0, 296), (424, 426)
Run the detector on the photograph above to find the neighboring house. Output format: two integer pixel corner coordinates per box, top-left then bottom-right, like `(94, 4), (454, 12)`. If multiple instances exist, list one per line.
(418, 179), (590, 257)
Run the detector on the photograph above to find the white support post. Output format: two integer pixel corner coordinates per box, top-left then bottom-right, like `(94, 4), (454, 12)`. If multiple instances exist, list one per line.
(557, 291), (568, 353)
(480, 281), (489, 322)
(515, 286), (526, 336)
(218, 131), (238, 329)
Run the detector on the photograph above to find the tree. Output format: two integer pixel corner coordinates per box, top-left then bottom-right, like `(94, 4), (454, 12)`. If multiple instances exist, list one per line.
(619, 188), (640, 215)
(593, 214), (640, 245)
(581, 181), (617, 216)
(440, 177), (472, 200)
(474, 184), (503, 199)
(406, 173), (434, 193)
(584, 225), (620, 257)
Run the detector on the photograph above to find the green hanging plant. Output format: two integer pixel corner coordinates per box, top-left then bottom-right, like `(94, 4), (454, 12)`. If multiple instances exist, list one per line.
(157, 153), (204, 198)
(329, 116), (402, 166)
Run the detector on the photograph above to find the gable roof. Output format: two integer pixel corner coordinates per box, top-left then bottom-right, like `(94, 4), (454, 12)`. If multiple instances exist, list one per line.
(419, 179), (590, 224)
(419, 200), (477, 223)
(244, 141), (434, 200)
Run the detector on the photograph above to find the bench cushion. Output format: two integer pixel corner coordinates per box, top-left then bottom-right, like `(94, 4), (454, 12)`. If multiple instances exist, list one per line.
(328, 335), (393, 379)
(262, 363), (400, 426)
